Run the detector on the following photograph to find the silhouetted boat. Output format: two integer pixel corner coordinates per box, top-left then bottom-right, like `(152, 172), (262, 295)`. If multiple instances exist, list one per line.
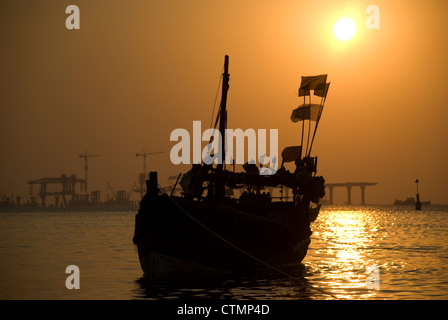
(394, 197), (430, 206)
(133, 56), (329, 279)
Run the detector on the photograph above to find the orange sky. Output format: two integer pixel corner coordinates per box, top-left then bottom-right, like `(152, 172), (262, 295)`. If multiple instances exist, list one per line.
(1, 0), (447, 204)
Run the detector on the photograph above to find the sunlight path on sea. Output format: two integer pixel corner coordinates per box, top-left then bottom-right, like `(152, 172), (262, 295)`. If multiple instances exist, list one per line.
(303, 206), (448, 299)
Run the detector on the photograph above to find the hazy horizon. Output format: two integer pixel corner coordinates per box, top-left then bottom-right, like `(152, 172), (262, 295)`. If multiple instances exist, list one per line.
(1, 0), (447, 205)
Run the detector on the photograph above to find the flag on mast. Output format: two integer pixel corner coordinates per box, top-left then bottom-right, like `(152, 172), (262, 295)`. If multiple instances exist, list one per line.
(290, 104), (322, 122)
(291, 74), (331, 157)
(298, 74), (327, 97)
(314, 82), (330, 98)
(281, 146), (302, 163)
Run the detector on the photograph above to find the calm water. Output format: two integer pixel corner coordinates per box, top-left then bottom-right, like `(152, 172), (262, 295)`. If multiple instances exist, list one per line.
(1, 205), (447, 300)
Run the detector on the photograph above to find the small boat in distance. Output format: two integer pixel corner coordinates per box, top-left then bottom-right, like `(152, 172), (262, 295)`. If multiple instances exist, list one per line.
(133, 55), (330, 280)
(394, 197), (431, 206)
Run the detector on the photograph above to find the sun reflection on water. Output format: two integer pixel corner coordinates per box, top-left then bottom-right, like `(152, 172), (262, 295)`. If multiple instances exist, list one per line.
(305, 208), (385, 299)
(302, 205), (448, 299)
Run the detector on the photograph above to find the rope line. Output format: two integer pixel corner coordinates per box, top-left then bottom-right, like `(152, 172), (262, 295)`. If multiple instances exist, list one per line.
(157, 184), (338, 299)
(209, 74), (223, 130)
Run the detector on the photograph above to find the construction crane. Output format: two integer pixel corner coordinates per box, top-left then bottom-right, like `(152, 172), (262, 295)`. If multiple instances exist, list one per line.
(136, 149), (163, 176)
(79, 150), (100, 192)
(106, 182), (116, 201)
(135, 149), (163, 198)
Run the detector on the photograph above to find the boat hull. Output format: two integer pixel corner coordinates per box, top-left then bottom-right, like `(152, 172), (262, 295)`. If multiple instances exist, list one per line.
(133, 194), (312, 280)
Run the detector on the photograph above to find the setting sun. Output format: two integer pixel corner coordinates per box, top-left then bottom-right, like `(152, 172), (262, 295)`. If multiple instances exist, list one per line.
(334, 18), (357, 41)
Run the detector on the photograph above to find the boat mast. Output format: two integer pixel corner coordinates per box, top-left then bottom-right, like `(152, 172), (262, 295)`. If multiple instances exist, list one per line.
(216, 55), (230, 199)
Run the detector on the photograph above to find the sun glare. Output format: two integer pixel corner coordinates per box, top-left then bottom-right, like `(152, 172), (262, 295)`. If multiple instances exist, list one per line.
(334, 18), (357, 41)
